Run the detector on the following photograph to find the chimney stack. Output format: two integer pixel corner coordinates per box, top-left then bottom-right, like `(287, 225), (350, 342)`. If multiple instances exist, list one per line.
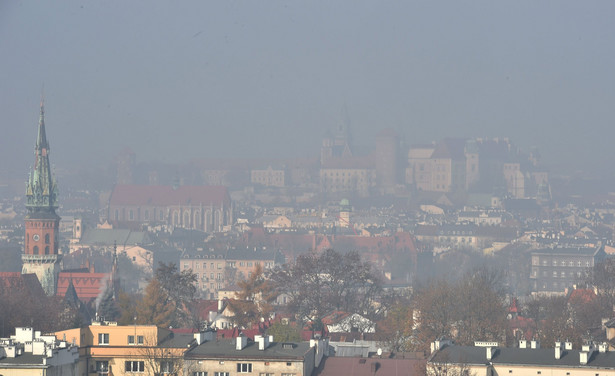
(236, 335), (247, 350)
(486, 347), (496, 360)
(565, 341), (573, 350)
(530, 340), (540, 349)
(555, 342), (562, 359)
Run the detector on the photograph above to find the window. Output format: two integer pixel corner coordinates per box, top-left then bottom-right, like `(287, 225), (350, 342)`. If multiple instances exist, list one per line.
(129, 210), (134, 220)
(214, 373), (229, 376)
(98, 333), (109, 345)
(96, 361), (109, 375)
(260, 374), (274, 376)
(45, 233), (50, 244)
(144, 210), (149, 220)
(281, 374), (296, 376)
(193, 372), (207, 376)
(128, 335), (135, 344)
(125, 361), (145, 372)
(237, 363), (252, 373)
(160, 361), (175, 373)
(137, 335), (144, 344)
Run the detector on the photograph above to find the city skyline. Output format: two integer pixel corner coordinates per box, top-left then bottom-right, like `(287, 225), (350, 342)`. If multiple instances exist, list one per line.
(2, 1), (615, 179)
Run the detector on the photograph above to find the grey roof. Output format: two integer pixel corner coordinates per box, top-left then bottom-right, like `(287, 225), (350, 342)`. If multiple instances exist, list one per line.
(531, 246), (601, 256)
(0, 353), (46, 366)
(432, 345), (615, 368)
(80, 228), (149, 246)
(158, 332), (196, 348)
(185, 339), (312, 361)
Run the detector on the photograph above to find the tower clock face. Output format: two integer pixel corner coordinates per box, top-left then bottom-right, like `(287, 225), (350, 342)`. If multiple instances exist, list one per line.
(33, 234), (40, 241)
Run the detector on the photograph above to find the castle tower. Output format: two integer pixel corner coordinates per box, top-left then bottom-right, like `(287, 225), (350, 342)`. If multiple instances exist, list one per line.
(22, 100), (62, 296)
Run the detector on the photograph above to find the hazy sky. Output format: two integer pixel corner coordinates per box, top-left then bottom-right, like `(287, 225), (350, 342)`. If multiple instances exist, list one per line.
(2, 1), (614, 178)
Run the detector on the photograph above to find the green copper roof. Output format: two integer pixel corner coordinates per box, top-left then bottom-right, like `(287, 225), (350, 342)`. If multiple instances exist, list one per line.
(25, 101), (58, 212)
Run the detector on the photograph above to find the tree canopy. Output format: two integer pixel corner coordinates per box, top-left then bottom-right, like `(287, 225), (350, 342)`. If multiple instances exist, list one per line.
(269, 249), (384, 327)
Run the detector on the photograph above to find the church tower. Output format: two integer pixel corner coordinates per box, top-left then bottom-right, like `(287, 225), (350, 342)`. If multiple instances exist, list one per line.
(22, 99), (62, 296)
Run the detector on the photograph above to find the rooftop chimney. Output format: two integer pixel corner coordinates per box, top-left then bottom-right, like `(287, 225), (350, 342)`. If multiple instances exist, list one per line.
(555, 342), (563, 360)
(486, 347), (497, 361)
(519, 340), (527, 349)
(236, 335), (247, 351)
(564, 341), (573, 350)
(530, 340), (540, 349)
(580, 343), (595, 365)
(255, 335), (270, 350)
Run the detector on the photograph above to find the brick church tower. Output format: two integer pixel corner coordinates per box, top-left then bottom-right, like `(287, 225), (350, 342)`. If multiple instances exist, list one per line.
(22, 100), (62, 296)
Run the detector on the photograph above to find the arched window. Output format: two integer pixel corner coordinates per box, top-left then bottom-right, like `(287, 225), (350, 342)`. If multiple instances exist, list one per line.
(45, 234), (50, 244)
(45, 246), (49, 255)
(144, 210), (149, 220)
(114, 209), (119, 220)
(194, 212), (201, 228)
(173, 211), (179, 226)
(33, 246), (39, 255)
(129, 210), (134, 220)
(184, 212), (190, 227)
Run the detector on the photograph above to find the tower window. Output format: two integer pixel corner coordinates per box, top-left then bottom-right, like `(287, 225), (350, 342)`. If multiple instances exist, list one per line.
(45, 234), (50, 244)
(33, 246), (39, 254)
(45, 246), (49, 255)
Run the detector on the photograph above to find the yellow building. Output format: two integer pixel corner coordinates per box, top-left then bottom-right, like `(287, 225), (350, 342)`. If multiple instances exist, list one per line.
(54, 322), (208, 376)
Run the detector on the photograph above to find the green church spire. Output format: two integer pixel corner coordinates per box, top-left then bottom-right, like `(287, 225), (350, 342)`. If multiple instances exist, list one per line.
(26, 99), (58, 211)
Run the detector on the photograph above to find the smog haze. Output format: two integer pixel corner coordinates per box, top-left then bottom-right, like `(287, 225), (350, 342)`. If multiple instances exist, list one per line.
(2, 1), (614, 179)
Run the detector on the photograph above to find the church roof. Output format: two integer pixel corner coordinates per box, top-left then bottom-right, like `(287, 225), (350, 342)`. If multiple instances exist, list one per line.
(109, 184), (230, 206)
(57, 272), (109, 301)
(80, 228), (149, 246)
(0, 272), (46, 299)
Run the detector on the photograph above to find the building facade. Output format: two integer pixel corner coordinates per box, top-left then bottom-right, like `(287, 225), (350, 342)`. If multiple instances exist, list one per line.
(108, 185), (233, 232)
(530, 246), (606, 294)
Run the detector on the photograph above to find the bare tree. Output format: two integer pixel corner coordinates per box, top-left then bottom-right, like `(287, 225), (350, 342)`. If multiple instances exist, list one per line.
(269, 249), (384, 327)
(138, 332), (195, 376)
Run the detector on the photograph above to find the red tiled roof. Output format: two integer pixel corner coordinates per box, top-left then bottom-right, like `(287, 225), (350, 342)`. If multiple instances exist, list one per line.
(0, 272), (46, 298)
(109, 185), (230, 206)
(568, 288), (597, 305)
(321, 311), (350, 325)
(57, 272), (109, 301)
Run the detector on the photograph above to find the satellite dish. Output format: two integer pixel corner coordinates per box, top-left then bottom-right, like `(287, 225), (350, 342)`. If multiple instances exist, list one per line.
(377, 348), (382, 356)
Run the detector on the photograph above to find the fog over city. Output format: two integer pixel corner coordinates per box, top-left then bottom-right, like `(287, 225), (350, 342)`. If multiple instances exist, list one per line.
(2, 1), (615, 178)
